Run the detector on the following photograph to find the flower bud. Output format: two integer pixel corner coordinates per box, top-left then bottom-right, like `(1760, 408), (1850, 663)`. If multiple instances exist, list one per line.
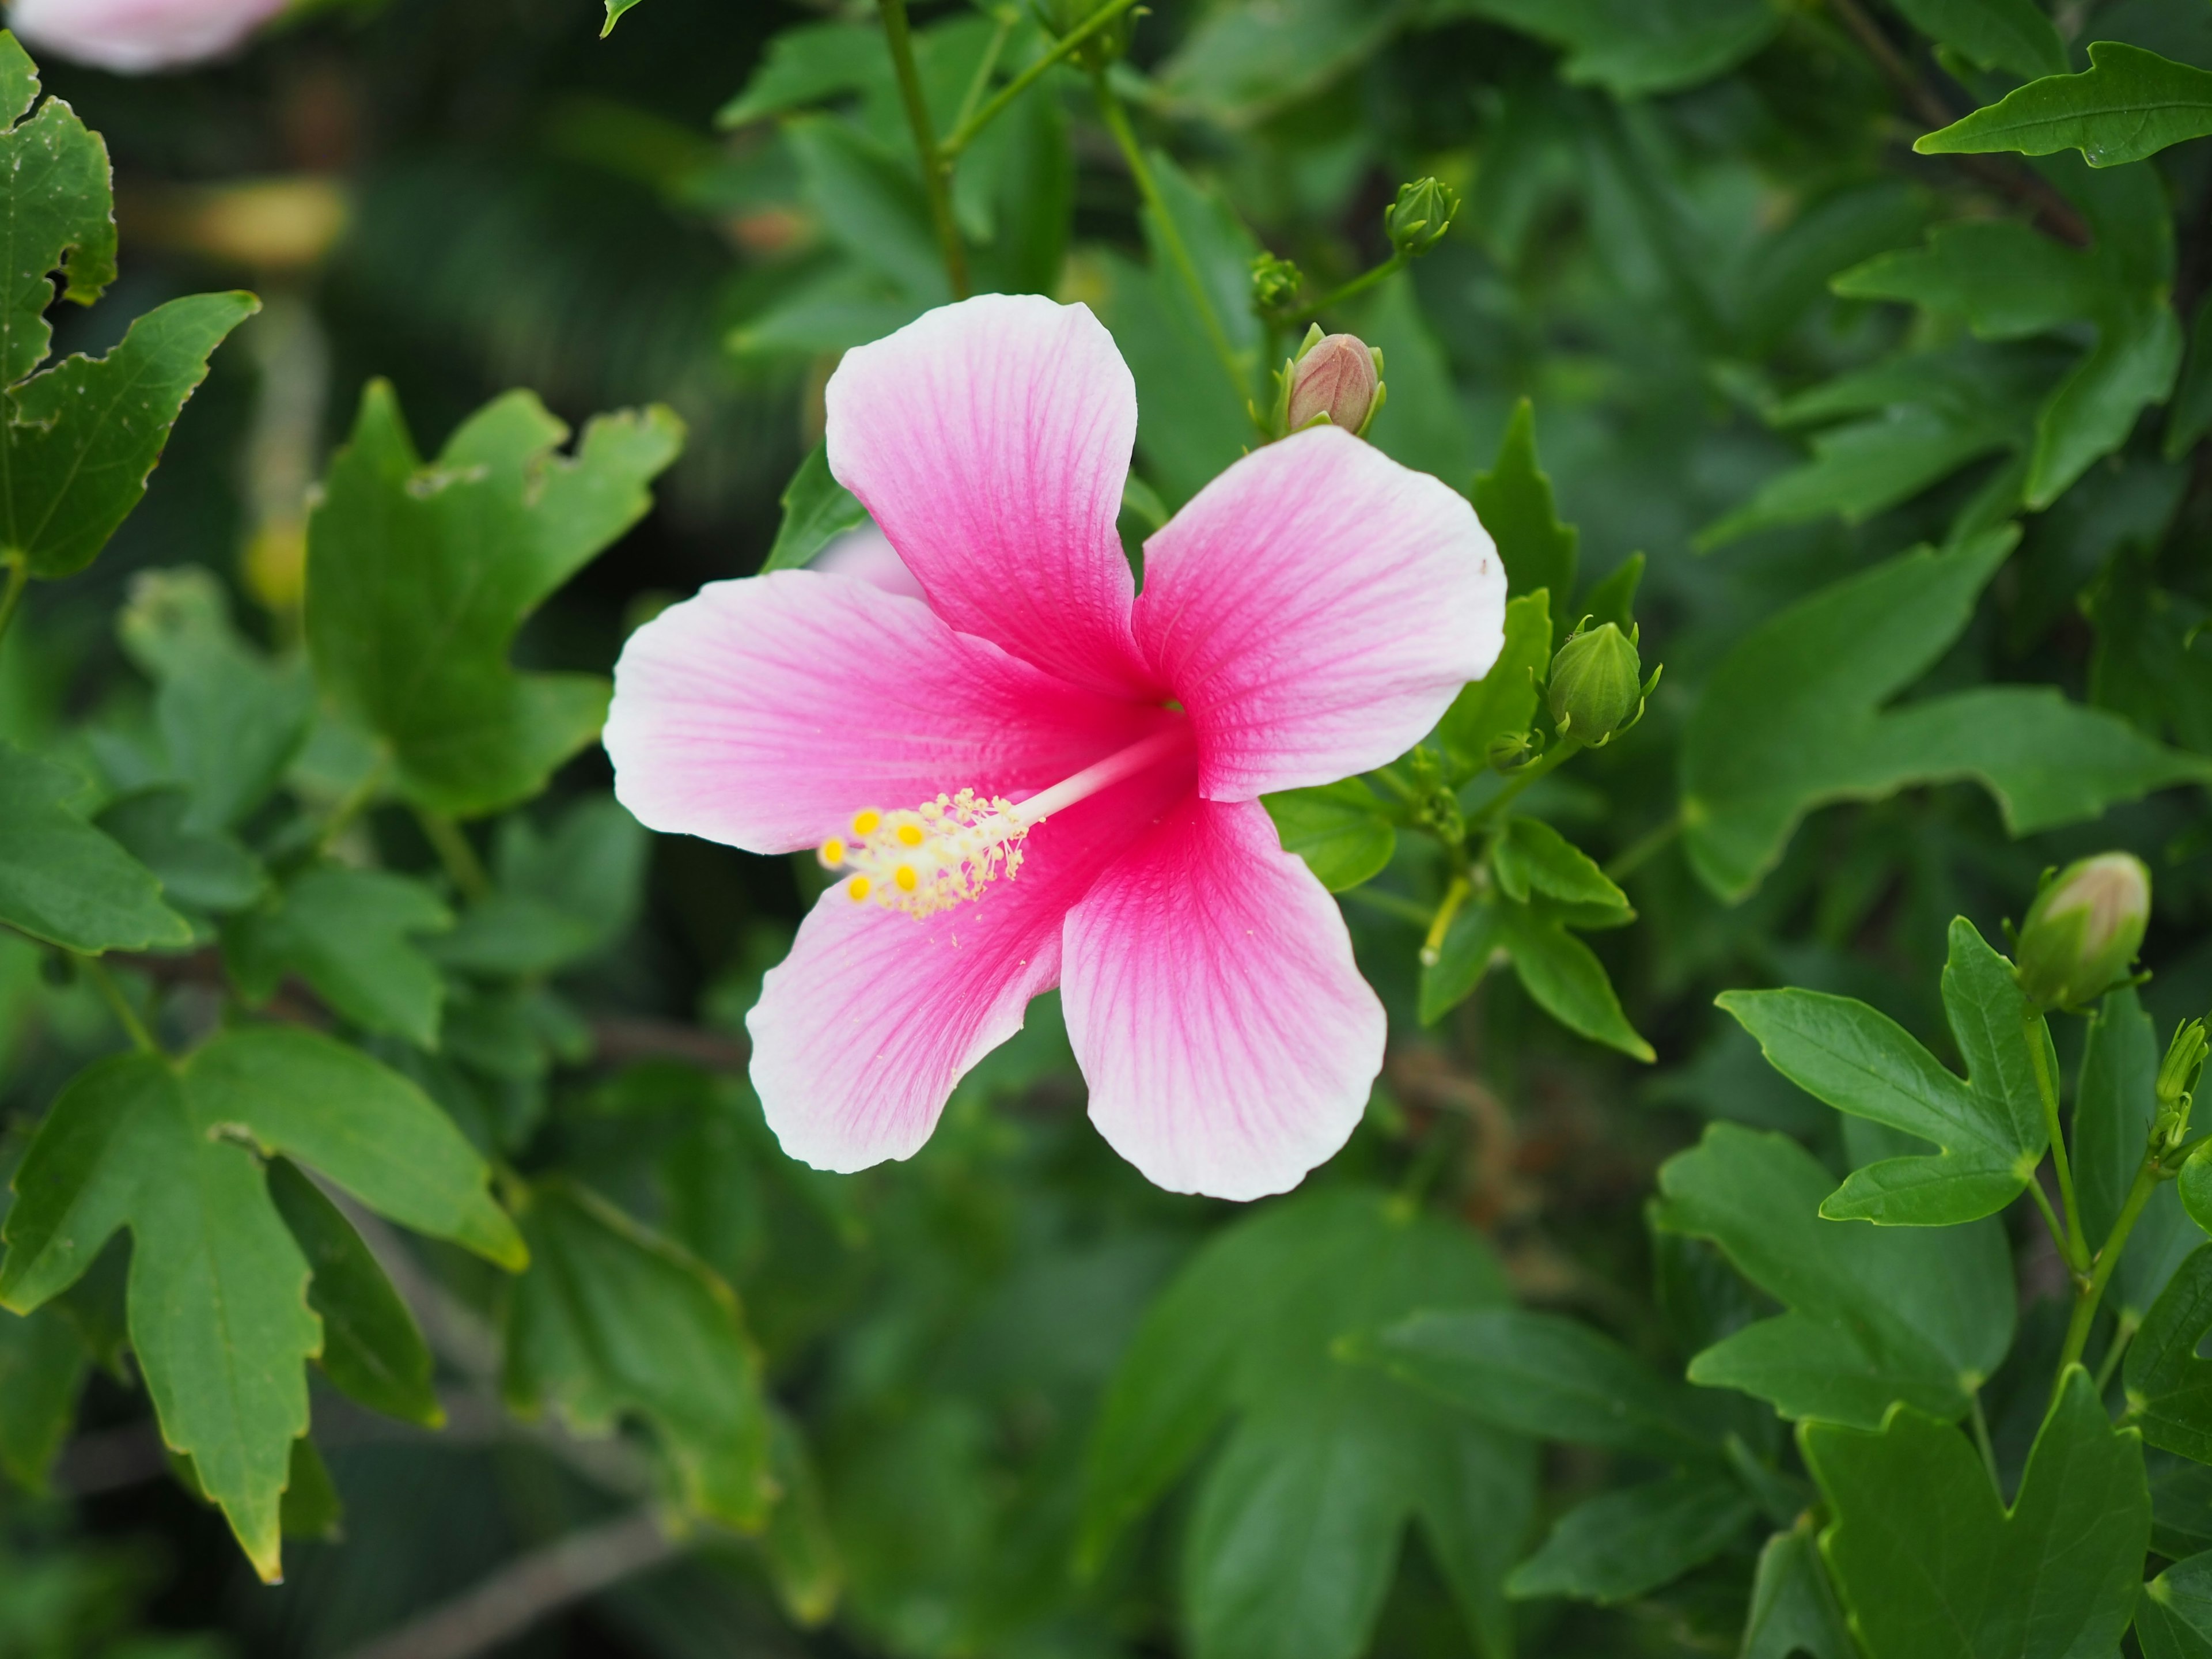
(2158, 1018), (2207, 1120)
(2014, 853), (2150, 1012)
(1251, 252), (1302, 313)
(1029, 0), (1134, 64)
(1486, 730), (1538, 772)
(1385, 177), (1460, 259)
(1286, 334), (1382, 435)
(1547, 622), (1643, 745)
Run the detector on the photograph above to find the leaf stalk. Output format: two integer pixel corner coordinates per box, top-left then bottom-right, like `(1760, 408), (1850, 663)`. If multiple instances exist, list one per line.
(2025, 1005), (2090, 1273)
(941, 0), (1145, 160)
(878, 0), (971, 300)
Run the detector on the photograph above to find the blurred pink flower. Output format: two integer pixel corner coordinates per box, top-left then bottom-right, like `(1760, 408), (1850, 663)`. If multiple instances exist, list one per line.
(605, 294), (1503, 1200)
(11, 0), (289, 72)
(810, 523), (925, 602)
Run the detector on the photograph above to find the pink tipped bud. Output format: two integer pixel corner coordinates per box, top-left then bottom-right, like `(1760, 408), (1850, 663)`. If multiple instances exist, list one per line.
(1286, 334), (1380, 436)
(2016, 852), (2150, 1011)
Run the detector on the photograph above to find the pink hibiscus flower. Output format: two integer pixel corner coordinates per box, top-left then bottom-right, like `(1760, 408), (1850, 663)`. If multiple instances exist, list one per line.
(10, 0), (290, 72)
(605, 295), (1503, 1199)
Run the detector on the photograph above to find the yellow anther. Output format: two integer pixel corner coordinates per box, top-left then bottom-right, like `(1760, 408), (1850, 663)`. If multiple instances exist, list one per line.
(851, 809), (882, 836)
(896, 823), (926, 847)
(895, 865), (919, 892)
(819, 838), (846, 868)
(847, 875), (872, 902)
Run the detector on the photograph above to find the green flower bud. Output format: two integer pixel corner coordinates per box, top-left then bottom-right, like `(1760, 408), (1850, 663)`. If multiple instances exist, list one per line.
(1486, 730), (1538, 772)
(1286, 332), (1382, 436)
(1029, 0), (1133, 65)
(2014, 853), (2150, 1012)
(1385, 177), (1460, 259)
(1547, 621), (1643, 745)
(1251, 251), (1302, 313)
(2156, 1017), (2205, 1115)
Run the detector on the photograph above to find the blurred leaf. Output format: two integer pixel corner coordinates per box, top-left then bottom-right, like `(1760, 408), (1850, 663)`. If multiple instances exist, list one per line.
(1081, 1188), (1532, 1659)
(760, 441), (868, 574)
(280, 1436), (342, 1542)
(764, 1410), (842, 1626)
(1436, 590), (1550, 777)
(1681, 531), (2212, 901)
(1741, 1521), (1853, 1659)
(970, 72), (1074, 297)
(2166, 293), (2212, 459)
(1653, 1124), (2016, 1426)
(94, 789), (263, 919)
(1160, 0), (1412, 124)
(1263, 777), (1396, 892)
(224, 863), (452, 1048)
(1497, 901), (1652, 1060)
(785, 115), (948, 307)
(0, 1303), (86, 1493)
(1578, 551), (1643, 634)
(1472, 399), (1577, 613)
(1443, 0), (1783, 97)
(0, 1029), (517, 1579)
(2075, 988), (2196, 1321)
(2139, 1550), (2212, 1658)
(1356, 274), (1475, 486)
(2126, 1244), (2212, 1465)
(1801, 1368), (2149, 1658)
(305, 381), (683, 819)
(504, 1178), (773, 1531)
(1717, 918), (2047, 1226)
(1891, 0), (2066, 77)
(2086, 550), (2212, 752)
(1918, 41), (2212, 167)
(267, 1158), (440, 1429)
(1357, 1306), (1729, 1460)
(1505, 1468), (1756, 1604)
(0, 743), (191, 954)
(718, 22), (885, 127)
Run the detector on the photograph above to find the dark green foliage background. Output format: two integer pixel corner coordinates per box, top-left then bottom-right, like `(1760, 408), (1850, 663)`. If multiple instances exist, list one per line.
(3, 0), (2212, 1657)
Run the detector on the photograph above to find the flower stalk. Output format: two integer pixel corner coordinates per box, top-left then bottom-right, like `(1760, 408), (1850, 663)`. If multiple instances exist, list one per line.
(941, 0), (1145, 160)
(878, 0), (970, 300)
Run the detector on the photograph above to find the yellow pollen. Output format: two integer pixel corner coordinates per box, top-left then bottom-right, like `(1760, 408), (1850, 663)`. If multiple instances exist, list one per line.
(816, 787), (1029, 918)
(819, 838), (846, 867)
(896, 823), (926, 847)
(851, 809), (882, 836)
(895, 865), (919, 892)
(847, 875), (872, 902)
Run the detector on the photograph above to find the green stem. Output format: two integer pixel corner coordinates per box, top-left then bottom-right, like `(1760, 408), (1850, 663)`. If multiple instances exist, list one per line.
(1420, 875), (1472, 968)
(312, 757), (389, 860)
(2026, 1005), (2090, 1273)
(941, 0), (1144, 158)
(1090, 66), (1248, 404)
(950, 7), (1016, 137)
(1603, 810), (1683, 882)
(0, 558), (26, 650)
(1465, 740), (1582, 832)
(1279, 251), (1408, 327)
(415, 807), (491, 904)
(2093, 1308), (2141, 1395)
(879, 0), (970, 300)
(2024, 1176), (2071, 1268)
(1968, 1391), (2001, 1496)
(2057, 1152), (2160, 1379)
(79, 955), (160, 1055)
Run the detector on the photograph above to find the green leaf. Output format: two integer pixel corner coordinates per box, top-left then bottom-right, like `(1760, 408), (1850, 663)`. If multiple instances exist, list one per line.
(2166, 293), (2212, 461)
(224, 863), (452, 1048)
(1681, 531), (2212, 901)
(0, 743), (191, 954)
(2138, 1550), (2212, 1659)
(1418, 895), (1505, 1027)
(1891, 0), (2066, 78)
(600, 0), (642, 36)
(305, 381), (683, 819)
(1436, 590), (1550, 778)
(968, 69), (1073, 298)
(2088, 549), (2212, 752)
(763, 1408), (841, 1626)
(280, 1435), (342, 1542)
(266, 1158), (440, 1429)
(117, 566), (313, 831)
(0, 1302), (86, 1493)
(1356, 1306), (1729, 1461)
(1717, 918), (2046, 1226)
(1741, 1521), (1854, 1659)
(1263, 778), (1396, 892)
(1158, 0), (1412, 126)
(2125, 1244), (2212, 1465)
(503, 1177), (772, 1531)
(1802, 1368), (2149, 1659)
(1917, 41), (2212, 168)
(1579, 551), (1643, 635)
(2076, 988), (2196, 1322)
(1505, 1468), (1757, 1604)
(1357, 274), (1476, 486)
(1495, 900), (1653, 1061)
(95, 789), (264, 919)
(785, 115), (948, 308)
(1471, 399), (1577, 615)
(494, 793), (648, 956)
(0, 33), (115, 361)
(1445, 0), (1782, 97)
(1493, 818), (1628, 912)
(760, 440), (869, 574)
(1081, 1189), (1532, 1659)
(1653, 1124), (2015, 1426)
(717, 22), (885, 128)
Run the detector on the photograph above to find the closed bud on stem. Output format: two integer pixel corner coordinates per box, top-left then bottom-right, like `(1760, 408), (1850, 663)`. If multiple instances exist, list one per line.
(1386, 177), (1460, 259)
(1286, 332), (1382, 436)
(1251, 251), (1302, 313)
(1029, 0), (1133, 64)
(1487, 730), (1539, 772)
(1547, 620), (1646, 746)
(2156, 1018), (2206, 1134)
(2014, 853), (2150, 1012)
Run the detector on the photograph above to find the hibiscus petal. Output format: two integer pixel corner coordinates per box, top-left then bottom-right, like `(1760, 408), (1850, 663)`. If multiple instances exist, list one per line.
(1131, 425), (1505, 800)
(604, 569), (1163, 854)
(1063, 797), (1385, 1200)
(750, 759), (1195, 1173)
(824, 294), (1156, 697)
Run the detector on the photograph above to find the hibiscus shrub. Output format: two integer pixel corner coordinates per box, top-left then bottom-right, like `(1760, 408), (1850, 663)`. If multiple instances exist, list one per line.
(2, 2), (2211, 1657)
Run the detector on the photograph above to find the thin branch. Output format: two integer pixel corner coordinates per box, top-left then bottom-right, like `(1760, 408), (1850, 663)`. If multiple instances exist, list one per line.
(1278, 251), (1407, 327)
(940, 0), (1144, 160)
(1825, 0), (2090, 247)
(879, 0), (971, 299)
(332, 1508), (679, 1659)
